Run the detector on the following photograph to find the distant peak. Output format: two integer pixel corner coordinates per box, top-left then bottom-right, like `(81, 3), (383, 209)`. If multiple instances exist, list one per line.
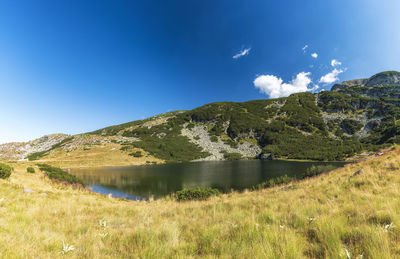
(366, 71), (400, 86)
(331, 70), (400, 91)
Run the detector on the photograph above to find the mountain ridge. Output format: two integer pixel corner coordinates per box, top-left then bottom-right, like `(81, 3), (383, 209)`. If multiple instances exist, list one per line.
(1, 71), (400, 166)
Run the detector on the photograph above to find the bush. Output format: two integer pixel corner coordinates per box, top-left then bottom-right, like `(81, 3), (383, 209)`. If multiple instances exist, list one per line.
(37, 164), (84, 185)
(120, 145), (131, 151)
(174, 187), (219, 201)
(27, 167), (35, 173)
(254, 175), (293, 189)
(27, 151), (48, 161)
(210, 135), (218, 142)
(221, 151), (242, 160)
(301, 165), (336, 178)
(0, 163), (12, 179)
(368, 213), (392, 225)
(129, 151), (143, 157)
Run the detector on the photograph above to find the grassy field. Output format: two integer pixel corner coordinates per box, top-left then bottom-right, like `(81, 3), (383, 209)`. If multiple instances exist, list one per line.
(1, 148), (400, 258)
(34, 142), (163, 168)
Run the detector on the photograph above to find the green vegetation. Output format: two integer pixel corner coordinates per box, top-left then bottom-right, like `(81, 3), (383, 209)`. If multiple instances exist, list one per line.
(254, 164), (338, 190)
(37, 164), (84, 185)
(119, 115), (210, 162)
(88, 77), (400, 162)
(370, 70), (400, 78)
(174, 187), (219, 201)
(254, 175), (293, 189)
(26, 151), (48, 161)
(129, 151), (143, 157)
(210, 135), (218, 142)
(119, 145), (130, 151)
(0, 163), (12, 179)
(221, 151), (242, 160)
(341, 119), (363, 134)
(130, 135), (209, 162)
(301, 164), (337, 178)
(2, 147), (400, 257)
(262, 129), (364, 161)
(27, 137), (74, 161)
(26, 167), (35, 173)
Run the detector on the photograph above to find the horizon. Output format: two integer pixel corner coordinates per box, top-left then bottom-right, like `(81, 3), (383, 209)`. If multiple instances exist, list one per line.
(1, 0), (400, 143)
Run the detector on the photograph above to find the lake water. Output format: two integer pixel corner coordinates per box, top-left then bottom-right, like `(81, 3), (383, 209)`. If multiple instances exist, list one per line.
(70, 160), (346, 200)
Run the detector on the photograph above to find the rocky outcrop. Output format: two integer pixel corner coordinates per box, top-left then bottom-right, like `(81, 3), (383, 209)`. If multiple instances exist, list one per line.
(181, 125), (262, 160)
(331, 71), (400, 101)
(331, 71), (400, 97)
(366, 71), (400, 87)
(0, 134), (138, 161)
(331, 78), (368, 92)
(0, 134), (69, 160)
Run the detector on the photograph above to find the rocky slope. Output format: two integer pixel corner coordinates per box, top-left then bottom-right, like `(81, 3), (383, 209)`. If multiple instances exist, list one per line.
(2, 71), (400, 164)
(0, 134), (69, 160)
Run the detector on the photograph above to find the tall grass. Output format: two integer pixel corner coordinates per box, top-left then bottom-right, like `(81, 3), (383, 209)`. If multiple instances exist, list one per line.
(0, 147), (400, 257)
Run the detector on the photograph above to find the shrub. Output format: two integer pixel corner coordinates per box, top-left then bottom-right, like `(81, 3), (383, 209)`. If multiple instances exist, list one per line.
(210, 135), (218, 142)
(27, 151), (48, 161)
(174, 187), (219, 201)
(120, 145), (131, 151)
(27, 167), (35, 173)
(254, 175), (293, 189)
(37, 164), (84, 185)
(0, 163), (12, 179)
(221, 151), (242, 160)
(129, 151), (143, 157)
(341, 119), (363, 134)
(368, 213), (392, 225)
(301, 165), (336, 178)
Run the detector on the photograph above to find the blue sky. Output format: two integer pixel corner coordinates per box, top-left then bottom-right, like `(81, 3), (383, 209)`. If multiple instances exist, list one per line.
(0, 0), (399, 143)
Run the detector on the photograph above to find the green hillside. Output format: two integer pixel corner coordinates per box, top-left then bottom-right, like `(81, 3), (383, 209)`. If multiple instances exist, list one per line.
(88, 71), (400, 162)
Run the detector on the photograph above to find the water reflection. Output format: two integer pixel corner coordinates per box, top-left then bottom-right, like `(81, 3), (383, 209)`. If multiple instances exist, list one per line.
(70, 160), (346, 200)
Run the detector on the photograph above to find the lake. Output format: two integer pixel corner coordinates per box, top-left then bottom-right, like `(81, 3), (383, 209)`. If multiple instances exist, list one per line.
(70, 160), (347, 200)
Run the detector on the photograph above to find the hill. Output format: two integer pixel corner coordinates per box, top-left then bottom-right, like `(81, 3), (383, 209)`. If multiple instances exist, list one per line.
(2, 71), (400, 166)
(1, 145), (400, 257)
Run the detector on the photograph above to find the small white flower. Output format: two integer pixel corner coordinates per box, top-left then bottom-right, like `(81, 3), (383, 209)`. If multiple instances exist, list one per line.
(279, 225), (284, 229)
(229, 222), (238, 228)
(61, 241), (74, 254)
(384, 223), (395, 232)
(99, 232), (109, 238)
(345, 248), (351, 259)
(308, 217), (316, 223)
(0, 198), (4, 202)
(99, 219), (107, 229)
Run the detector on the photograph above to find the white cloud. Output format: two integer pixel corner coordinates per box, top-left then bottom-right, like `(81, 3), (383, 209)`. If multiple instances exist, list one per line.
(311, 53), (318, 58)
(319, 68), (344, 84)
(233, 48), (251, 59)
(302, 45), (308, 53)
(331, 59), (342, 67)
(254, 72), (316, 98)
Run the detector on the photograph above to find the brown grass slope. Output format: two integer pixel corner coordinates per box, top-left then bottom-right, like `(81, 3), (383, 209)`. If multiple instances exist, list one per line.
(1, 148), (400, 258)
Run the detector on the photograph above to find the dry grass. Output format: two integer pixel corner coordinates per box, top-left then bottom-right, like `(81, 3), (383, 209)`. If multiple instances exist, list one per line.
(1, 148), (400, 258)
(35, 143), (163, 168)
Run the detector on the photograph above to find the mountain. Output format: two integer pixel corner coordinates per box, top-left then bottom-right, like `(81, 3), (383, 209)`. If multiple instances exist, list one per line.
(2, 71), (400, 165)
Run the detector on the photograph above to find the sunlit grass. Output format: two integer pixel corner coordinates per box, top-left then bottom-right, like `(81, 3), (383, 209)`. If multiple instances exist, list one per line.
(36, 142), (163, 168)
(1, 148), (400, 257)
